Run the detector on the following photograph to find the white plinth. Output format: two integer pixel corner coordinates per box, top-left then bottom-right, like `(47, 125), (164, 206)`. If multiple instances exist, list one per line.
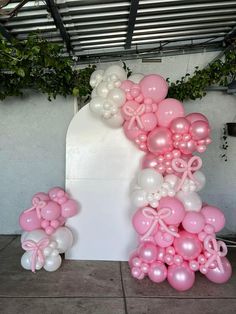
(65, 104), (144, 261)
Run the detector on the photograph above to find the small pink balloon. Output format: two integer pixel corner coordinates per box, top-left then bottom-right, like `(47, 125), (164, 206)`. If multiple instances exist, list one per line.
(205, 257), (232, 283)
(190, 120), (210, 140)
(174, 231), (202, 261)
(148, 261), (167, 283)
(61, 199), (78, 218)
(147, 127), (173, 155)
(50, 219), (60, 229)
(170, 117), (190, 134)
(32, 192), (49, 202)
(179, 140), (196, 155)
(41, 219), (49, 228)
(158, 196), (185, 225)
(185, 113), (209, 124)
(120, 79), (134, 92)
(40, 201), (61, 221)
(142, 153), (158, 169)
(140, 74), (168, 103)
(201, 206), (226, 232)
(45, 226), (55, 235)
(156, 247), (165, 261)
(156, 98), (185, 127)
(155, 230), (174, 247)
(128, 250), (139, 268)
(138, 242), (158, 263)
(19, 210), (42, 231)
(132, 208), (154, 235)
(182, 212), (205, 234)
(140, 112), (158, 131)
(48, 187), (65, 200)
(167, 262), (195, 291)
(123, 121), (145, 141)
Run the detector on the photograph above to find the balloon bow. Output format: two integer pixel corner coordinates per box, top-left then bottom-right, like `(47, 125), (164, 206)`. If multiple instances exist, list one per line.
(172, 156), (202, 191)
(141, 207), (179, 241)
(123, 104), (145, 130)
(23, 197), (47, 219)
(22, 238), (50, 273)
(204, 235), (227, 273)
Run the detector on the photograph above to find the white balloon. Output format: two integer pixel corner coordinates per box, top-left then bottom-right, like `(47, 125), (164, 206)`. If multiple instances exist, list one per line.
(23, 229), (47, 243)
(137, 168), (164, 193)
(89, 96), (104, 116)
(91, 88), (97, 98)
(164, 174), (179, 189)
(96, 81), (109, 98)
(104, 112), (124, 128)
(21, 251), (43, 271)
(131, 189), (148, 207)
(129, 73), (144, 84)
(51, 227), (73, 253)
(104, 65), (127, 81)
(44, 255), (62, 272)
(149, 200), (159, 208)
(107, 88), (126, 107)
(90, 69), (104, 88)
(193, 171), (206, 192)
(177, 191), (202, 212)
(21, 231), (29, 243)
(43, 247), (53, 257)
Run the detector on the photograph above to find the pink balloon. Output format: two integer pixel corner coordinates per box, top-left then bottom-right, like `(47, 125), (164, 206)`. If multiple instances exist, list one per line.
(40, 201), (61, 221)
(61, 199), (78, 218)
(48, 187), (65, 201)
(140, 112), (158, 131)
(148, 261), (167, 283)
(205, 257), (232, 283)
(32, 192), (50, 202)
(178, 140), (196, 155)
(185, 113), (208, 124)
(170, 117), (190, 134)
(120, 80), (134, 93)
(190, 120), (210, 140)
(159, 196), (185, 225)
(138, 242), (158, 263)
(147, 127), (173, 155)
(123, 121), (145, 140)
(174, 231), (202, 261)
(132, 208), (155, 235)
(19, 210), (42, 231)
(121, 100), (139, 120)
(140, 74), (168, 103)
(142, 153), (158, 169)
(182, 212), (205, 234)
(155, 230), (174, 247)
(201, 206), (225, 232)
(156, 98), (185, 127)
(168, 262), (195, 291)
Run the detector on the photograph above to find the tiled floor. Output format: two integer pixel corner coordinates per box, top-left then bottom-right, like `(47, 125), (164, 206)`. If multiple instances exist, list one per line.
(0, 236), (236, 314)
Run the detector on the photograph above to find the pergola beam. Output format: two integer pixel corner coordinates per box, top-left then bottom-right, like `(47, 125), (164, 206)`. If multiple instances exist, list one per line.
(125, 0), (139, 49)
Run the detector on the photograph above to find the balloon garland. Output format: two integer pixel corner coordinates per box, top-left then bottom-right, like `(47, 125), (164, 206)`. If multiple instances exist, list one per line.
(89, 65), (232, 291)
(19, 187), (78, 272)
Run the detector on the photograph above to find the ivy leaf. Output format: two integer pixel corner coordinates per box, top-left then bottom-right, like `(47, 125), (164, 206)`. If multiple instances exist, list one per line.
(16, 68), (25, 77)
(72, 87), (80, 96)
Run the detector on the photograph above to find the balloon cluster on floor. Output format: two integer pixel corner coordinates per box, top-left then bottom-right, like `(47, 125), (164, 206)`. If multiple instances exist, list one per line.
(89, 65), (232, 291)
(19, 187), (78, 272)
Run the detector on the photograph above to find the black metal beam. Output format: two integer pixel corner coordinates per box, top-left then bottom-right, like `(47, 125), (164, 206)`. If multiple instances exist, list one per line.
(125, 0), (139, 49)
(45, 0), (73, 53)
(0, 23), (13, 41)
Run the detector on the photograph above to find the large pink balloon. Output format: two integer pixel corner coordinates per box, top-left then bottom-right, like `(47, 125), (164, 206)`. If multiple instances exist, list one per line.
(185, 113), (208, 124)
(140, 113), (158, 131)
(170, 117), (190, 134)
(147, 127), (173, 155)
(132, 208), (154, 235)
(19, 210), (42, 231)
(61, 199), (78, 218)
(201, 206), (225, 232)
(140, 74), (168, 103)
(190, 120), (210, 140)
(182, 212), (205, 234)
(205, 257), (232, 283)
(148, 261), (167, 283)
(167, 262), (195, 291)
(156, 98), (185, 127)
(159, 196), (185, 225)
(40, 201), (61, 221)
(174, 231), (202, 260)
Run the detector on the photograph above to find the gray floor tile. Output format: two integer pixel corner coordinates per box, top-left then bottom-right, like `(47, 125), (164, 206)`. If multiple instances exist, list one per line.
(0, 235), (16, 251)
(126, 298), (236, 314)
(121, 248), (236, 298)
(0, 297), (125, 314)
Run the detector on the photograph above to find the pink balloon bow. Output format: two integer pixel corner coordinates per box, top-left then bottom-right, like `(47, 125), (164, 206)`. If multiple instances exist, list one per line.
(22, 238), (50, 273)
(141, 207), (179, 241)
(123, 103), (145, 130)
(172, 156), (202, 191)
(204, 235), (227, 273)
(23, 197), (47, 219)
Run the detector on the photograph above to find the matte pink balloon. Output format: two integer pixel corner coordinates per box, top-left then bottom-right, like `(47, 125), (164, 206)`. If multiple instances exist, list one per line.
(185, 113), (208, 124)
(140, 112), (158, 131)
(142, 153), (158, 169)
(140, 74), (168, 103)
(19, 210), (42, 231)
(190, 120), (210, 140)
(120, 80), (134, 92)
(148, 261), (167, 283)
(32, 192), (50, 202)
(48, 187), (65, 200)
(201, 206), (225, 232)
(138, 242), (158, 263)
(205, 257), (232, 283)
(159, 196), (185, 225)
(174, 231), (202, 261)
(147, 127), (173, 155)
(132, 208), (155, 235)
(155, 230), (174, 247)
(40, 201), (61, 221)
(156, 98), (185, 127)
(123, 121), (145, 140)
(61, 199), (78, 218)
(170, 117), (190, 134)
(168, 262), (195, 291)
(182, 212), (205, 234)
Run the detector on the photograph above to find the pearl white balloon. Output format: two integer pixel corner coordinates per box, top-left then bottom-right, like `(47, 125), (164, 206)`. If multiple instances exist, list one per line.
(107, 88), (126, 107)
(137, 169), (164, 193)
(90, 69), (104, 88)
(89, 96), (104, 116)
(21, 251), (43, 271)
(129, 73), (144, 84)
(91, 88), (97, 98)
(104, 65), (127, 81)
(177, 191), (202, 212)
(21, 231), (29, 243)
(23, 229), (48, 243)
(164, 174), (179, 189)
(131, 189), (148, 207)
(193, 171), (206, 192)
(43, 255), (62, 272)
(51, 227), (73, 253)
(104, 112), (124, 128)
(96, 81), (109, 98)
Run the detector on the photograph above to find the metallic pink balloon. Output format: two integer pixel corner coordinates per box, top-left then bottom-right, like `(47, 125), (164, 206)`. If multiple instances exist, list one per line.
(147, 127), (173, 155)
(156, 98), (185, 127)
(201, 206), (226, 232)
(148, 261), (167, 283)
(185, 113), (208, 124)
(140, 74), (168, 103)
(190, 120), (210, 140)
(142, 153), (158, 169)
(138, 242), (158, 263)
(205, 257), (232, 283)
(167, 262), (195, 291)
(182, 212), (205, 234)
(174, 231), (202, 261)
(179, 140), (196, 155)
(170, 117), (190, 134)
